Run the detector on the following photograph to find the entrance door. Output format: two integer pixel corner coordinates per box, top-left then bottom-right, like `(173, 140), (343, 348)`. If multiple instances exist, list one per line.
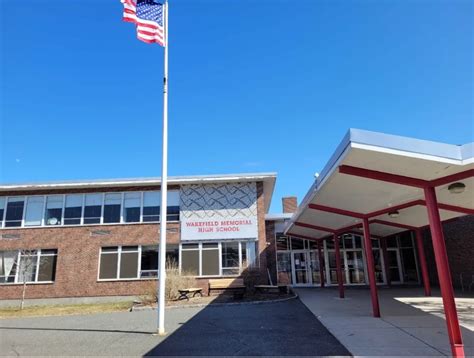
(344, 250), (365, 284)
(387, 249), (403, 283)
(309, 251), (322, 285)
(291, 252), (310, 285)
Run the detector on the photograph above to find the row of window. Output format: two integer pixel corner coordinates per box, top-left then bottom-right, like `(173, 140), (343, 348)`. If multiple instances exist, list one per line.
(0, 191), (180, 228)
(0, 249), (58, 284)
(0, 240), (259, 284)
(277, 232), (415, 252)
(98, 240), (259, 280)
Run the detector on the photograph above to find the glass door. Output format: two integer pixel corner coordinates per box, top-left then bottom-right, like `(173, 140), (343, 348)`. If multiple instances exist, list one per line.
(291, 251), (310, 285)
(387, 249), (403, 283)
(309, 251), (322, 285)
(344, 250), (365, 284)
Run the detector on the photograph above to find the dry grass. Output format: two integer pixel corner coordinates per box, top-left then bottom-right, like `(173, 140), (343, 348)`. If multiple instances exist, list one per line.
(0, 301), (133, 319)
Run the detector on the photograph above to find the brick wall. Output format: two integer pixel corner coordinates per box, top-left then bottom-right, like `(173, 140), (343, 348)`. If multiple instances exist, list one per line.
(282, 197), (297, 213)
(421, 215), (474, 289)
(264, 220), (277, 285)
(0, 181), (269, 300)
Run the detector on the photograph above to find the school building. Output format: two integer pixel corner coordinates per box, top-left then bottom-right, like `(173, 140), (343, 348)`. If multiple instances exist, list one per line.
(0, 129), (472, 355)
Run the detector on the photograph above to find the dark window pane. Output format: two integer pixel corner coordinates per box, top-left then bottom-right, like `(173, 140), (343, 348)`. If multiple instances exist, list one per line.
(291, 238), (304, 250)
(0, 209), (4, 224)
(102, 246), (118, 252)
(103, 205), (121, 223)
(143, 206), (160, 222)
(125, 207), (140, 223)
(181, 250), (199, 275)
(5, 200), (24, 227)
(141, 246), (158, 277)
(276, 235), (289, 251)
(387, 237), (398, 248)
(84, 205), (101, 224)
(167, 206), (180, 221)
(202, 249), (219, 276)
(122, 246), (138, 252)
(344, 237), (353, 249)
(202, 243), (218, 249)
(64, 207), (82, 225)
(399, 232), (414, 248)
(38, 255), (57, 281)
(354, 236), (362, 248)
(120, 252), (138, 278)
(99, 253), (118, 279)
(401, 248), (418, 283)
(326, 240), (335, 249)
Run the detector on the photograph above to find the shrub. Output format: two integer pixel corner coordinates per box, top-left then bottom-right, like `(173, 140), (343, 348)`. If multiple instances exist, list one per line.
(140, 258), (199, 303)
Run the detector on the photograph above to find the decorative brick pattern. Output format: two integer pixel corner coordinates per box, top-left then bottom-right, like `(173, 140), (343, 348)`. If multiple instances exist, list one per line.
(282, 197), (298, 213)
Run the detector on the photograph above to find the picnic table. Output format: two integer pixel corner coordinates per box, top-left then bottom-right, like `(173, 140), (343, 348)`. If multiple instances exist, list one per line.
(178, 288), (203, 300)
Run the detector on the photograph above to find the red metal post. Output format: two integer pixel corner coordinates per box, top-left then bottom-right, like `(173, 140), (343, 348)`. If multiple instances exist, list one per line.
(333, 234), (344, 298)
(424, 186), (464, 357)
(380, 237), (391, 287)
(415, 228), (431, 297)
(317, 241), (325, 288)
(362, 218), (381, 317)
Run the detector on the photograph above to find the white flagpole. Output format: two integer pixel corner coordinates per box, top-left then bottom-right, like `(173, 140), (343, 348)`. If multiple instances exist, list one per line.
(157, 0), (169, 336)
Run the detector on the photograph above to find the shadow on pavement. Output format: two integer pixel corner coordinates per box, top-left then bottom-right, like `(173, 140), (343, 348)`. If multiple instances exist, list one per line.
(144, 298), (351, 356)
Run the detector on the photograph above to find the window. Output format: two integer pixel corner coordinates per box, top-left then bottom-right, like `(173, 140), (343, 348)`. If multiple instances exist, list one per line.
(244, 241), (258, 268)
(0, 198), (5, 227)
(99, 247), (119, 279)
(103, 193), (121, 223)
(25, 196), (45, 226)
(124, 192), (141, 223)
(181, 244), (199, 276)
(0, 249), (57, 284)
(45, 195), (63, 226)
(167, 191), (180, 221)
(84, 194), (102, 224)
(5, 197), (25, 227)
(141, 246), (158, 278)
(166, 244), (179, 267)
(201, 243), (219, 276)
(221, 242), (240, 275)
(290, 237), (304, 250)
(143, 191), (160, 222)
(119, 246), (139, 279)
(0, 251), (19, 283)
(276, 234), (289, 251)
(64, 194), (83, 225)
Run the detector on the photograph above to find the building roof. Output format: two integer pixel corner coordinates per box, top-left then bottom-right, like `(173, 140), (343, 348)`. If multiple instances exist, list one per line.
(285, 129), (473, 239)
(0, 172), (277, 213)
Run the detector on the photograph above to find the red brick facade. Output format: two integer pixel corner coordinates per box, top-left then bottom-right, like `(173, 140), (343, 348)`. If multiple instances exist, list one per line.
(0, 181), (269, 300)
(421, 215), (474, 289)
(282, 197), (297, 214)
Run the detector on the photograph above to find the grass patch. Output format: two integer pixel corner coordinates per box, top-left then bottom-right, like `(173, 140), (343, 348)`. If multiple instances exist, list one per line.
(0, 301), (133, 319)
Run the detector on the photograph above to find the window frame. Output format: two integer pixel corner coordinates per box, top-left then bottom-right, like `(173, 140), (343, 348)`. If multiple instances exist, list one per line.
(0, 249), (57, 285)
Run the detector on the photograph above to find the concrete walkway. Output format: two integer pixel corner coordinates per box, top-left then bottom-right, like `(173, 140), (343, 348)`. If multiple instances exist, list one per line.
(295, 287), (474, 357)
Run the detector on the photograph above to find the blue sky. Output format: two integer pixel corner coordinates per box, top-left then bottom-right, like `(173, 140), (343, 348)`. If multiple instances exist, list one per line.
(1, 0), (472, 212)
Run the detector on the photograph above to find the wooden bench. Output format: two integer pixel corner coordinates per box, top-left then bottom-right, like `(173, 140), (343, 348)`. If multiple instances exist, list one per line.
(254, 285), (288, 294)
(208, 278), (246, 299)
(178, 288), (203, 301)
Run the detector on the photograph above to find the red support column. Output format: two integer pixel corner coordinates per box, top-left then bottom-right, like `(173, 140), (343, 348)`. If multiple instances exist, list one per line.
(333, 234), (344, 298)
(424, 187), (464, 357)
(317, 241), (325, 288)
(415, 228), (431, 297)
(380, 237), (391, 287)
(362, 218), (381, 317)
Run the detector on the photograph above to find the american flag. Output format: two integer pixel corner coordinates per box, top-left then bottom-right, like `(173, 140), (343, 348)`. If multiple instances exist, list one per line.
(121, 0), (166, 46)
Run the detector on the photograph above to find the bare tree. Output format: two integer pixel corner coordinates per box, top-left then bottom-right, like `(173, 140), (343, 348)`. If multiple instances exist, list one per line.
(18, 249), (37, 310)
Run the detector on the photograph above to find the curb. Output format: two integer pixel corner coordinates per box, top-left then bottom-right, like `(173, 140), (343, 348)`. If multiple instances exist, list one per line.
(130, 292), (299, 312)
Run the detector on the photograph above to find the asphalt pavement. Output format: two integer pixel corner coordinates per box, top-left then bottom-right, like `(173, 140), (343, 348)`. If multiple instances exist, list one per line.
(1, 299), (350, 356)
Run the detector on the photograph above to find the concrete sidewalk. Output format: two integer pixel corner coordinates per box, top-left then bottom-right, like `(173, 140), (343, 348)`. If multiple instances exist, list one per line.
(295, 287), (474, 357)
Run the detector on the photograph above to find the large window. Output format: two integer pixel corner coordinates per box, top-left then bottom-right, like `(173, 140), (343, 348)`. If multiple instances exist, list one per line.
(64, 194), (83, 225)
(103, 193), (121, 223)
(99, 245), (174, 281)
(25, 196), (45, 226)
(124, 192), (141, 223)
(180, 240), (258, 277)
(143, 191), (160, 222)
(0, 190), (180, 228)
(45, 195), (63, 226)
(84, 194), (102, 224)
(5, 197), (25, 227)
(0, 249), (57, 284)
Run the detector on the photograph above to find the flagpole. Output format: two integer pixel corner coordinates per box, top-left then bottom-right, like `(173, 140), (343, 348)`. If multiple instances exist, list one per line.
(157, 0), (169, 336)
